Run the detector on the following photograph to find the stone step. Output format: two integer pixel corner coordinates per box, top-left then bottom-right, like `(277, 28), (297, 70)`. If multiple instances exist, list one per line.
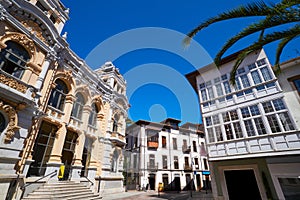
(28, 188), (91, 196)
(21, 181), (101, 200)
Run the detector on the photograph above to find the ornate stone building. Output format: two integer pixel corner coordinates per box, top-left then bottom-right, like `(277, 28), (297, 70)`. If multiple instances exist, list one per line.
(0, 0), (128, 199)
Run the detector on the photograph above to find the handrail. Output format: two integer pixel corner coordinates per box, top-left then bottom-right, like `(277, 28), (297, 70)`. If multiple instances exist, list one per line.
(78, 172), (94, 186)
(21, 170), (57, 190)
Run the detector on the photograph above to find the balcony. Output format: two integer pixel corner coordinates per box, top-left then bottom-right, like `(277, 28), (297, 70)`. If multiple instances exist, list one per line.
(110, 131), (126, 147)
(183, 164), (193, 172)
(147, 141), (159, 149)
(182, 145), (191, 154)
(147, 162), (158, 171)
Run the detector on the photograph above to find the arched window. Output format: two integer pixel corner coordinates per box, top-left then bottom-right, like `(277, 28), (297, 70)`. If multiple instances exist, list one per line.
(112, 115), (119, 132)
(48, 79), (68, 111)
(71, 93), (85, 120)
(88, 103), (98, 127)
(0, 112), (6, 133)
(0, 41), (30, 79)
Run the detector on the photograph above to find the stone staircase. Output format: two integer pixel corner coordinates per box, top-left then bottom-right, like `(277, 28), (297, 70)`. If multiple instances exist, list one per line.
(22, 181), (102, 200)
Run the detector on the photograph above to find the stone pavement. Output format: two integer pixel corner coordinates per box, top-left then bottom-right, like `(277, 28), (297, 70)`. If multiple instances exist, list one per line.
(102, 190), (213, 200)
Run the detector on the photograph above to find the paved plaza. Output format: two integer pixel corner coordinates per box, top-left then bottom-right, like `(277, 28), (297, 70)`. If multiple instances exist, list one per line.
(102, 190), (213, 200)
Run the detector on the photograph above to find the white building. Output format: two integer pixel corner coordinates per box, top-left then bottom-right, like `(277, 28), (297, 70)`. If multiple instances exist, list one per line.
(125, 118), (209, 192)
(186, 49), (300, 200)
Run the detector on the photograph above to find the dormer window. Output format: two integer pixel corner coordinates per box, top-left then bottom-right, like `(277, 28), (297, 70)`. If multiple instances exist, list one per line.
(0, 41), (30, 79)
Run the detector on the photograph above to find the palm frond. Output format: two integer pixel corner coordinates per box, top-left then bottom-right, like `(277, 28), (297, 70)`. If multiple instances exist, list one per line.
(230, 49), (255, 84)
(229, 25), (300, 82)
(183, 1), (273, 46)
(274, 34), (300, 74)
(214, 14), (300, 66)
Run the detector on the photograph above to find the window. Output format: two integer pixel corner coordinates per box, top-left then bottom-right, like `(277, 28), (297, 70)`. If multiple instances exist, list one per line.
(261, 67), (273, 81)
(184, 157), (189, 167)
(203, 158), (208, 170)
(244, 120), (255, 136)
(162, 136), (166, 148)
(149, 154), (155, 169)
(254, 118), (267, 135)
(224, 124), (234, 140)
(233, 122), (243, 138)
(174, 156), (179, 169)
(215, 126), (223, 141)
(216, 84), (224, 96)
(292, 78), (300, 92)
(205, 117), (212, 126)
(172, 138), (177, 150)
(251, 70), (262, 84)
(207, 128), (215, 143)
(48, 79), (68, 111)
(240, 75), (250, 88)
(88, 103), (98, 127)
(0, 41), (30, 79)
(147, 130), (158, 142)
(267, 115), (281, 133)
(194, 158), (199, 169)
(182, 139), (188, 150)
(193, 141), (197, 152)
(223, 81), (231, 94)
(71, 93), (85, 120)
(133, 155), (137, 168)
(262, 101), (274, 113)
(212, 115), (220, 125)
(112, 115), (119, 132)
(0, 112), (6, 133)
(162, 155), (168, 169)
(279, 112), (295, 131)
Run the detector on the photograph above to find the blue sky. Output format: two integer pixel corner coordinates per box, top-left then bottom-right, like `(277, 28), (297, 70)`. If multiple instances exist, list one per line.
(62, 0), (300, 124)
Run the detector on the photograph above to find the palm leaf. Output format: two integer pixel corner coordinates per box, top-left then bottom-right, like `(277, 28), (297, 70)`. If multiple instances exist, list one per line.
(214, 13), (300, 65)
(183, 1), (273, 46)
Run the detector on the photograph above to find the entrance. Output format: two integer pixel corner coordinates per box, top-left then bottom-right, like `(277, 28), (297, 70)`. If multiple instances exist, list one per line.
(27, 122), (57, 177)
(81, 137), (92, 177)
(148, 174), (155, 190)
(174, 174), (181, 191)
(196, 174), (201, 190)
(224, 170), (261, 200)
(60, 130), (78, 180)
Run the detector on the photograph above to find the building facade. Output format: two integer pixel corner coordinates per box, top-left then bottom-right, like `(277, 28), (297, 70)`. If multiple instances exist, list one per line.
(0, 0), (128, 199)
(186, 49), (300, 200)
(125, 118), (209, 192)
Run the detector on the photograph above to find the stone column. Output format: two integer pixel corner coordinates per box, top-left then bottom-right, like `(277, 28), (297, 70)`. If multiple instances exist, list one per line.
(71, 131), (85, 181)
(35, 53), (54, 91)
(46, 124), (66, 182)
(63, 94), (76, 123)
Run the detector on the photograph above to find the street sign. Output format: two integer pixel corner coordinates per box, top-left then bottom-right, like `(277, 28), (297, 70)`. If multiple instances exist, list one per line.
(202, 171), (210, 175)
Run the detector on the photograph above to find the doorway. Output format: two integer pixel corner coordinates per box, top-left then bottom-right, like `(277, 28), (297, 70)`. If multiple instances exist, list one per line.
(27, 122), (57, 177)
(61, 130), (78, 180)
(224, 170), (261, 200)
(196, 174), (201, 190)
(81, 137), (92, 177)
(174, 174), (181, 191)
(148, 174), (156, 190)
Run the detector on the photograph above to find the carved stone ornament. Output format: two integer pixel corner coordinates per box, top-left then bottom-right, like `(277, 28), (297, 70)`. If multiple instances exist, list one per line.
(21, 20), (48, 44)
(0, 74), (27, 93)
(9, 33), (35, 55)
(0, 101), (20, 143)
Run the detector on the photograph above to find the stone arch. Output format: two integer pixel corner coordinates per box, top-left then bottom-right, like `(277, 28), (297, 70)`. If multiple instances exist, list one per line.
(0, 32), (40, 73)
(74, 85), (91, 105)
(53, 70), (76, 95)
(0, 101), (20, 143)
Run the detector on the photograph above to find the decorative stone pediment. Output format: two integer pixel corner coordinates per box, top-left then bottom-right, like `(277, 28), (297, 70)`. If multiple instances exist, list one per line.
(0, 101), (20, 143)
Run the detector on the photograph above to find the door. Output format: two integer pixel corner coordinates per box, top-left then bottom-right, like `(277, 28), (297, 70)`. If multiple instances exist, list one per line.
(196, 174), (201, 190)
(148, 174), (155, 190)
(174, 174), (181, 191)
(61, 130), (78, 180)
(224, 170), (261, 200)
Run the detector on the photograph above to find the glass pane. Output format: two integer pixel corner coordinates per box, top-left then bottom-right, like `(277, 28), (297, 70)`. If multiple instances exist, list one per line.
(279, 112), (295, 131)
(244, 120), (255, 136)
